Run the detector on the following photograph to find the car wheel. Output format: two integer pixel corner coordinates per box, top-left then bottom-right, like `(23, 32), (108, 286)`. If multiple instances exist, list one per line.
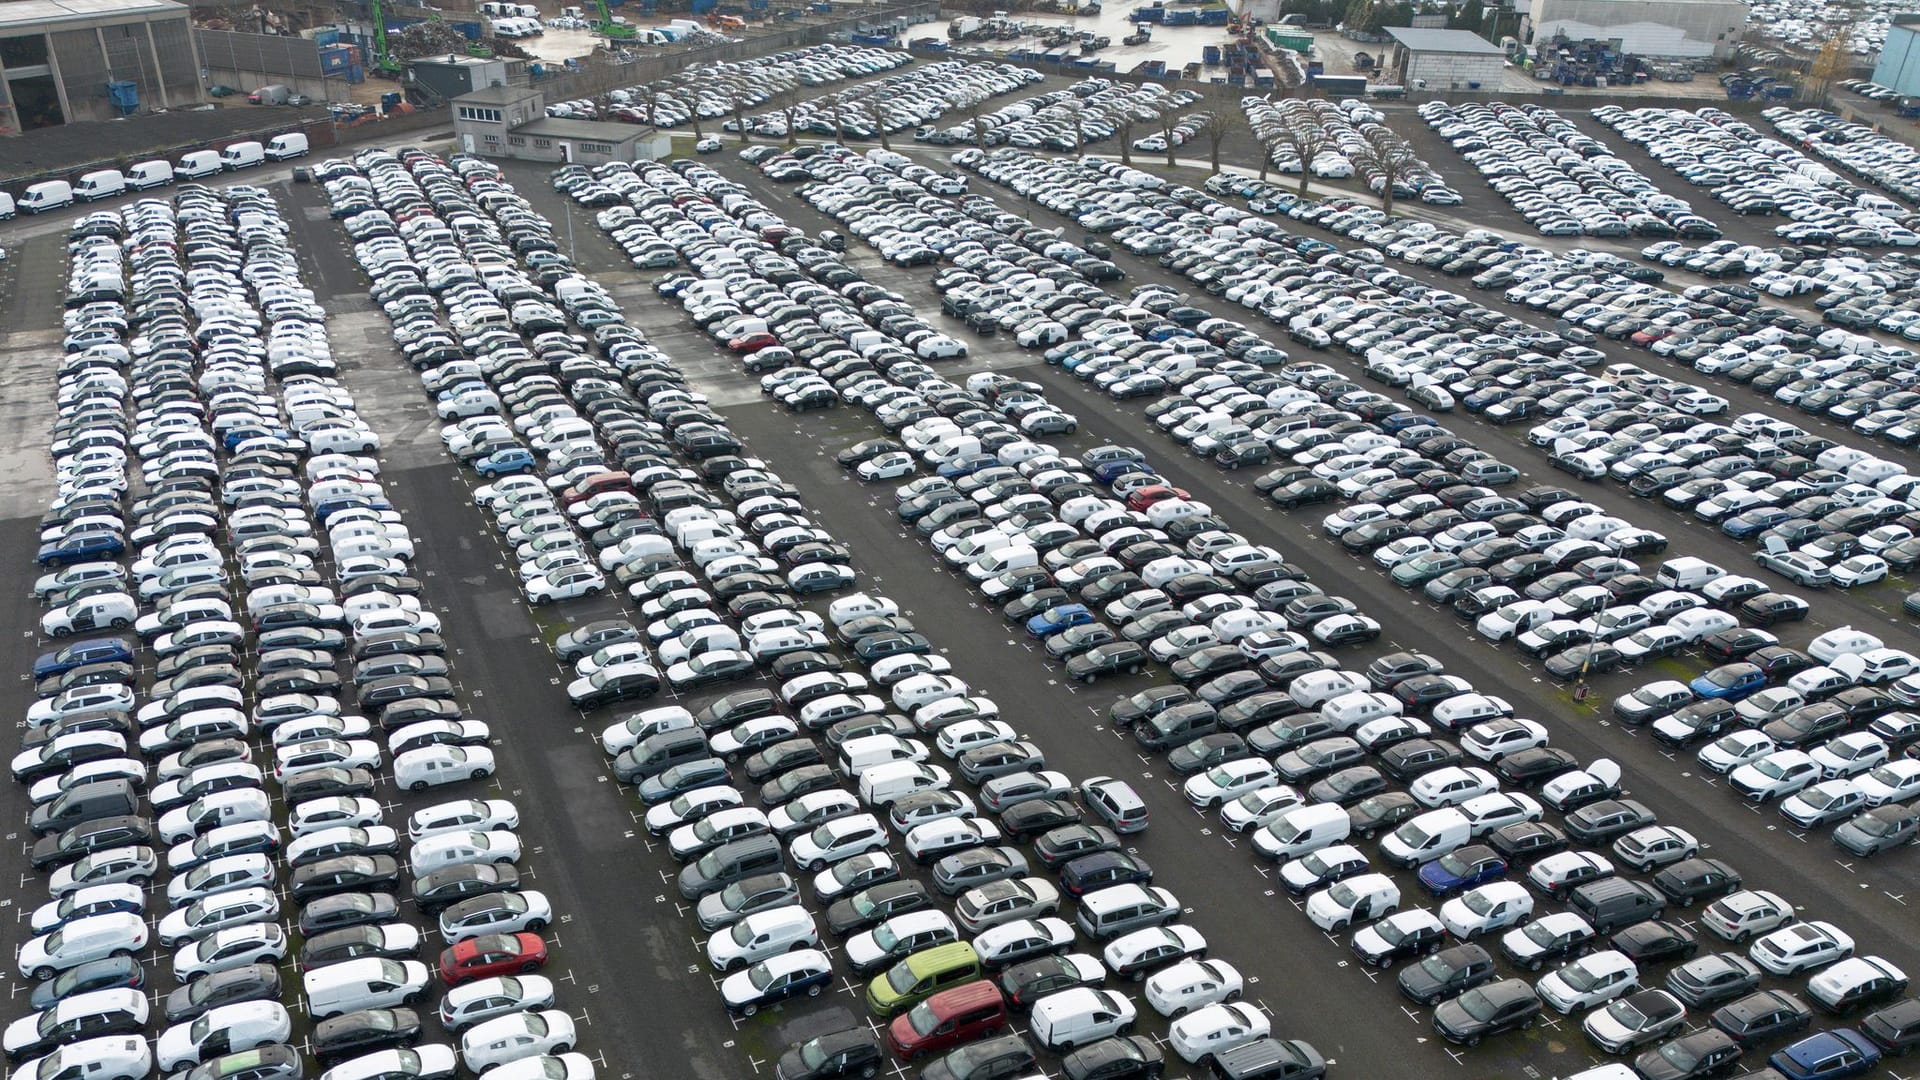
(1130, 968), (1147, 982)
(859, 1067), (877, 1078)
(130, 875), (150, 888)
(1528, 957), (1544, 972)
(741, 1003), (758, 1017)
(1465, 1035), (1481, 1048)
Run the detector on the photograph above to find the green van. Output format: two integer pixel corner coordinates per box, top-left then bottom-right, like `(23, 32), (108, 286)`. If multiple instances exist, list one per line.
(866, 942), (981, 1016)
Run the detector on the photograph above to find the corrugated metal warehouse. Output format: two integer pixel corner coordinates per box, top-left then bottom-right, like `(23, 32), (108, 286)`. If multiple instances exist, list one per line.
(1871, 18), (1920, 99)
(0, 0), (204, 131)
(1526, 0), (1748, 59)
(1383, 27), (1507, 91)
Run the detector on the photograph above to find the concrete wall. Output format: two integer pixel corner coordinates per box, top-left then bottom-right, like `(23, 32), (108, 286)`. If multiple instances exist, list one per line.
(1872, 26), (1920, 99)
(0, 11), (205, 125)
(1527, 0), (1745, 58)
(1404, 50), (1505, 89)
(196, 29), (332, 101)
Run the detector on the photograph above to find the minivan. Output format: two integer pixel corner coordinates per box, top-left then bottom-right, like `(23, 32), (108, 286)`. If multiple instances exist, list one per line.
(29, 777), (138, 836)
(867, 942), (983, 1016)
(1567, 878), (1665, 933)
(885, 979), (1005, 1060)
(1076, 883), (1181, 940)
(1379, 807), (1472, 868)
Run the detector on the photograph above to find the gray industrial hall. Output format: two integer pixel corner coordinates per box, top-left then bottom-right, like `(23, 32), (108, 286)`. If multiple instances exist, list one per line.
(0, 0), (204, 131)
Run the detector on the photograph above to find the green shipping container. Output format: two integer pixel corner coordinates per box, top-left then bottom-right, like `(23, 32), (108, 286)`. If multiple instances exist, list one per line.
(1265, 30), (1313, 53)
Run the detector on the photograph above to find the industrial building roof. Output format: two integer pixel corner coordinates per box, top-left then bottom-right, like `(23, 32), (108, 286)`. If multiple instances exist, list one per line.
(0, 0), (187, 32)
(454, 84), (542, 106)
(1383, 27), (1506, 54)
(513, 117), (652, 142)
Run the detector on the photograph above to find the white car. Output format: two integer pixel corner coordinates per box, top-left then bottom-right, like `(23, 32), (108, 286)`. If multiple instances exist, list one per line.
(171, 923), (287, 983)
(904, 817), (1000, 864)
(1696, 730), (1774, 775)
(156, 886), (278, 947)
(1439, 881), (1534, 939)
(167, 853), (275, 907)
(1183, 758), (1279, 809)
(1857, 760), (1920, 806)
(1458, 792), (1544, 837)
(289, 796), (384, 838)
(393, 745), (496, 791)
(857, 453), (916, 481)
(1410, 766), (1499, 807)
(1219, 786), (1304, 833)
(460, 1010), (577, 1072)
(1167, 1001), (1270, 1065)
(409, 830), (521, 875)
(18, 912), (148, 981)
(1809, 731), (1890, 779)
(1145, 958), (1245, 1018)
(1700, 889), (1795, 943)
(477, 1054), (596, 1080)
(1460, 718), (1549, 762)
(1536, 949), (1640, 1014)
(407, 798), (520, 842)
(1501, 911), (1596, 972)
(437, 974), (556, 1032)
(1611, 825), (1699, 870)
(1749, 920), (1853, 975)
(438, 890), (553, 943)
(1729, 749), (1819, 801)
(154, 1000), (291, 1070)
(787, 814), (887, 871)
(1305, 872), (1400, 932)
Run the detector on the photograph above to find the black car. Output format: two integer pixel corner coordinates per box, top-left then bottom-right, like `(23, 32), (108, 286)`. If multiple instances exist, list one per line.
(1380, 738), (1463, 780)
(301, 924), (417, 971)
(1348, 792), (1420, 840)
(409, 863), (521, 914)
(1431, 978), (1542, 1045)
(1109, 686), (1197, 729)
(1711, 989), (1813, 1045)
(1861, 996), (1920, 1057)
(298, 892), (401, 936)
(1399, 943), (1497, 1005)
(1488, 821), (1569, 864)
(1061, 1035), (1164, 1080)
(1059, 851), (1153, 896)
(774, 1025), (883, 1080)
(1652, 858), (1741, 907)
(162, 963), (281, 1025)
(1306, 766), (1389, 807)
(1632, 1028), (1743, 1080)
(313, 1007), (423, 1066)
(1565, 799), (1657, 843)
(826, 880), (931, 937)
(1613, 920), (1699, 965)
(997, 954), (1105, 1011)
(1665, 953), (1763, 1010)
(281, 766), (377, 803)
(290, 854), (402, 903)
(1495, 747), (1579, 789)
(1033, 825), (1121, 870)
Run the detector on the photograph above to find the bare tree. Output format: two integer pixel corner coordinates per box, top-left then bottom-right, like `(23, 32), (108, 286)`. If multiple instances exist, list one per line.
(775, 75), (802, 148)
(1196, 109), (1235, 175)
(1103, 101), (1140, 166)
(947, 88), (990, 149)
(725, 77), (753, 143)
(859, 95), (892, 150)
(1247, 110), (1280, 182)
(1157, 104), (1179, 169)
(1058, 98), (1087, 158)
(1354, 127), (1420, 217)
(1284, 116), (1331, 196)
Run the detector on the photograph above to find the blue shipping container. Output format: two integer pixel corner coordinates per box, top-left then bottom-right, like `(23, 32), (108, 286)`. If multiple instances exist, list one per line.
(313, 28), (340, 45)
(690, 0), (717, 12)
(448, 20), (483, 38)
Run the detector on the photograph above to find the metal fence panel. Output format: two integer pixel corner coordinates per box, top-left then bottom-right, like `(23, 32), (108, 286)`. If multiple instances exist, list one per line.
(195, 29), (322, 78)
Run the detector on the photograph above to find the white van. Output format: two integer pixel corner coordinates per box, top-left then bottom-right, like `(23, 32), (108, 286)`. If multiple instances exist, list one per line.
(1252, 802), (1350, 860)
(126, 161), (173, 190)
(1321, 691), (1403, 732)
(857, 762), (946, 807)
(1654, 556), (1725, 592)
(219, 141), (266, 170)
(0, 192), (14, 218)
(304, 958), (431, 1019)
(943, 529), (1017, 569)
(966, 545), (1038, 583)
(1146, 499), (1210, 527)
(19, 180), (73, 214)
(265, 133), (310, 160)
(1289, 670), (1366, 710)
(838, 734), (926, 777)
(74, 170), (127, 201)
(1029, 987), (1137, 1052)
(11, 1037), (150, 1080)
(1380, 807), (1472, 867)
(176, 150), (221, 178)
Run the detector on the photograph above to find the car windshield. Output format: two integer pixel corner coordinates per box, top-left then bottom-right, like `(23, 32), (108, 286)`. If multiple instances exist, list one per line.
(872, 923), (901, 951)
(1607, 999), (1649, 1026)
(1561, 964), (1603, 992)
(1377, 919), (1413, 945)
(1464, 891), (1499, 916)
(1457, 989), (1497, 1021)
(1399, 825), (1432, 848)
(1328, 882), (1361, 906)
(885, 959), (919, 994)
(748, 964), (780, 991)
(1755, 760), (1791, 780)
(1438, 852), (1474, 876)
(1658, 1040), (1703, 1068)
(906, 999), (944, 1036)
(798, 1039), (833, 1069)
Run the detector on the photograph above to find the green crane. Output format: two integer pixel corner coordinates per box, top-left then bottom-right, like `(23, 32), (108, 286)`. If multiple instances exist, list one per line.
(367, 0), (404, 76)
(593, 0), (638, 38)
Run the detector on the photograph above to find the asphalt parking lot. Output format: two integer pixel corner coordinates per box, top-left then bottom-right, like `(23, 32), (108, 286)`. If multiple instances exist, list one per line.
(5, 75), (1920, 1080)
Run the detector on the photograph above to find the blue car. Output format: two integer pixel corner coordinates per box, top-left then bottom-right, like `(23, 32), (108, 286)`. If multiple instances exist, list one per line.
(1769, 1029), (1880, 1079)
(36, 532), (124, 567)
(33, 637), (133, 680)
(1690, 663), (1766, 701)
(1027, 603), (1094, 638)
(313, 495), (393, 524)
(1380, 413), (1439, 434)
(1416, 845), (1509, 897)
(476, 448), (535, 477)
(1092, 459), (1148, 484)
(1723, 508), (1791, 539)
(936, 454), (998, 479)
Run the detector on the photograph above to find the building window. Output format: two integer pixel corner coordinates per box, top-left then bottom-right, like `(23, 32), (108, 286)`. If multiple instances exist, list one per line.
(482, 133), (500, 144)
(582, 142), (612, 154)
(457, 105), (502, 123)
(0, 35), (48, 69)
(533, 138), (551, 149)
(508, 135), (526, 146)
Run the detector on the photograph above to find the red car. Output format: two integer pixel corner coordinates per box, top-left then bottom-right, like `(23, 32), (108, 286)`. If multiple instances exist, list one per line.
(437, 932), (548, 986)
(728, 332), (777, 352)
(1124, 485), (1189, 512)
(559, 470), (632, 507)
